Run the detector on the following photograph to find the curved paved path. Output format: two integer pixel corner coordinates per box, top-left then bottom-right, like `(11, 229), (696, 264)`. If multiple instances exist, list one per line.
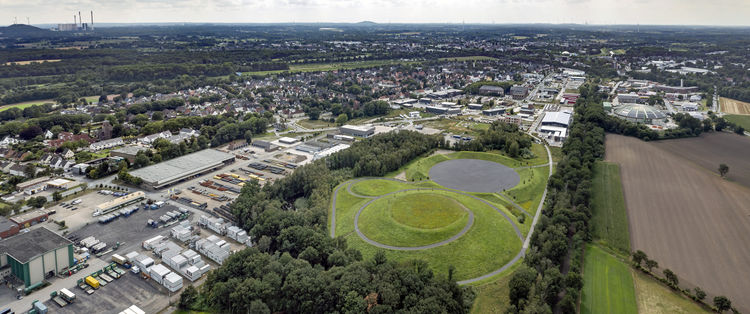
(329, 144), (553, 284)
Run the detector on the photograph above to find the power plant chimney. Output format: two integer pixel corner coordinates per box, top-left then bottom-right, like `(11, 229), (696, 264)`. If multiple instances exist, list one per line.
(79, 11), (82, 27)
(90, 11), (94, 30)
(74, 15), (76, 26)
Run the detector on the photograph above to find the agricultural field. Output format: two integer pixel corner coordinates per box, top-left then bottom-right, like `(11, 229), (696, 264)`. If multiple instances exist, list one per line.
(606, 134), (750, 313)
(0, 99), (55, 112)
(632, 270), (712, 314)
(724, 114), (750, 132)
(581, 245), (638, 314)
(652, 132), (750, 188)
(590, 161), (630, 253)
(719, 97), (750, 115)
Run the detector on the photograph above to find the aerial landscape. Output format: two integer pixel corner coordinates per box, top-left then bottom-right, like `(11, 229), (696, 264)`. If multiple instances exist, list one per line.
(0, 0), (749, 313)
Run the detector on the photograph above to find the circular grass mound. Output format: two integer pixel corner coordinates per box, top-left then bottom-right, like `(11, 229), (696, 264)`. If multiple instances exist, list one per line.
(390, 193), (466, 229)
(357, 191), (471, 247)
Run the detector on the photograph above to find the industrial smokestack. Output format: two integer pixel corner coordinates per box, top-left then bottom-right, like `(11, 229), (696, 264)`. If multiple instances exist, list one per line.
(79, 11), (82, 27)
(74, 15), (76, 26)
(90, 11), (94, 30)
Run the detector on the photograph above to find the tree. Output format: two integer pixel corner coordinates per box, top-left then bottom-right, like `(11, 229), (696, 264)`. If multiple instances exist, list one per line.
(19, 125), (43, 140)
(694, 287), (706, 301)
(335, 113), (349, 126)
(663, 269), (678, 287)
(509, 266), (537, 307)
(179, 285), (198, 309)
(645, 259), (658, 272)
(714, 296), (731, 313)
(632, 250), (648, 267)
(52, 191), (63, 202)
(719, 163), (729, 178)
(23, 164), (37, 178)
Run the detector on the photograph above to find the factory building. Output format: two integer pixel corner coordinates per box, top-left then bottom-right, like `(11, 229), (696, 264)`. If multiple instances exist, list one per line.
(540, 111), (573, 141)
(340, 125), (375, 138)
(0, 227), (73, 287)
(129, 149), (235, 189)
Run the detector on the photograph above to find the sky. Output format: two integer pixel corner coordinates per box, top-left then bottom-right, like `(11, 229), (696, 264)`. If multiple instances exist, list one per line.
(2, 0), (750, 26)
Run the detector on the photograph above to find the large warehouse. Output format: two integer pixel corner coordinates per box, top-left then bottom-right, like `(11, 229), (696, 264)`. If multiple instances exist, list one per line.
(340, 125), (375, 138)
(130, 149), (235, 189)
(0, 227), (73, 287)
(540, 111), (573, 141)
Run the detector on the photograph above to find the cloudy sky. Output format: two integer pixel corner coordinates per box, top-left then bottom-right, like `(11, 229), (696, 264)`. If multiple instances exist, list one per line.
(3, 0), (750, 26)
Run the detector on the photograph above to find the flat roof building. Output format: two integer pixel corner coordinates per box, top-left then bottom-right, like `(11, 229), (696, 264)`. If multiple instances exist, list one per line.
(110, 146), (149, 163)
(130, 149), (235, 189)
(340, 125), (375, 138)
(541, 111), (572, 128)
(251, 140), (278, 152)
(0, 227), (73, 287)
(478, 85), (505, 96)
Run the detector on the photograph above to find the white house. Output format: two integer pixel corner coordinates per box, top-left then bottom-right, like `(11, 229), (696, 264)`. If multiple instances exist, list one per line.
(89, 137), (124, 151)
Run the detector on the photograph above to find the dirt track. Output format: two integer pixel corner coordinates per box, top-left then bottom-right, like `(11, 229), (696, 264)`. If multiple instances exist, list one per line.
(606, 134), (750, 313)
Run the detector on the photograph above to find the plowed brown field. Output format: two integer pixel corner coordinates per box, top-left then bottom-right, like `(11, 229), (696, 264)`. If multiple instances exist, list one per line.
(606, 134), (750, 313)
(720, 97), (750, 115)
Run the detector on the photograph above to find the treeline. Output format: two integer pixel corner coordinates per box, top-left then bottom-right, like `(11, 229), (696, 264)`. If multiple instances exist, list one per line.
(187, 131), (474, 313)
(452, 121), (533, 158)
(507, 85), (606, 313)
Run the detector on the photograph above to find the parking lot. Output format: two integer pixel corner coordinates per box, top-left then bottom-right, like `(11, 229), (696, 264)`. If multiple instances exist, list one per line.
(49, 191), (122, 231)
(42, 270), (171, 314)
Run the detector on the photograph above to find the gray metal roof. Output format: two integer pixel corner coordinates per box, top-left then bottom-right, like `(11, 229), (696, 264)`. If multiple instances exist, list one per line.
(0, 227), (71, 264)
(129, 149), (234, 185)
(614, 104), (666, 120)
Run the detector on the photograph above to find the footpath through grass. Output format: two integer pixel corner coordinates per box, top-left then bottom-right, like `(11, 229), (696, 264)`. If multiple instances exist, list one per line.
(591, 161), (630, 253)
(581, 245), (638, 314)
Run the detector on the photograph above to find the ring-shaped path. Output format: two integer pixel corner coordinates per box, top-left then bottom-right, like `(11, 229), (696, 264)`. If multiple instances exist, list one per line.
(329, 144), (552, 284)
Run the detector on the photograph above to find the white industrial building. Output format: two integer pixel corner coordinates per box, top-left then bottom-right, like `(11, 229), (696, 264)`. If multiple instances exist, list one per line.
(540, 111), (573, 142)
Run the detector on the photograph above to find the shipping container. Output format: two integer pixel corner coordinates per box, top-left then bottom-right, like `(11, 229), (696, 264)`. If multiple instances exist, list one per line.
(85, 276), (100, 289)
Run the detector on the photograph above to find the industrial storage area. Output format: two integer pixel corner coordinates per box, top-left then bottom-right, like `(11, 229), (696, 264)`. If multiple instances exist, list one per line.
(0, 136), (332, 313)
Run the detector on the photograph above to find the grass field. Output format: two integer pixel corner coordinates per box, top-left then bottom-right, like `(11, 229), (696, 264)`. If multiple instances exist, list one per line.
(358, 191), (470, 246)
(244, 59), (418, 76)
(350, 179), (439, 196)
(0, 99), (55, 112)
(581, 245), (638, 314)
(503, 166), (549, 214)
(296, 119), (336, 129)
(632, 269), (711, 314)
(438, 56), (497, 62)
(591, 162), (630, 253)
(4, 59), (61, 65)
(470, 263), (520, 314)
(720, 97), (750, 115)
(724, 114), (750, 131)
(333, 182), (522, 280)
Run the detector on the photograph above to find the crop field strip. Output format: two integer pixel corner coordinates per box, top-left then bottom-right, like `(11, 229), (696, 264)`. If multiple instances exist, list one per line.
(581, 245), (638, 314)
(606, 134), (750, 313)
(590, 161), (630, 253)
(719, 97), (750, 115)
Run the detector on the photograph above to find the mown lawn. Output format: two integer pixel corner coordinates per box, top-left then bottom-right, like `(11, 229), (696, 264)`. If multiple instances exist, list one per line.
(591, 162), (630, 253)
(0, 99), (54, 112)
(581, 245), (638, 314)
(336, 186), (522, 281)
(358, 192), (470, 246)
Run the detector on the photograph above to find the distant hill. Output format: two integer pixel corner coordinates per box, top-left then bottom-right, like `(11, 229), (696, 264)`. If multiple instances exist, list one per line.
(357, 21), (377, 25)
(0, 24), (52, 37)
